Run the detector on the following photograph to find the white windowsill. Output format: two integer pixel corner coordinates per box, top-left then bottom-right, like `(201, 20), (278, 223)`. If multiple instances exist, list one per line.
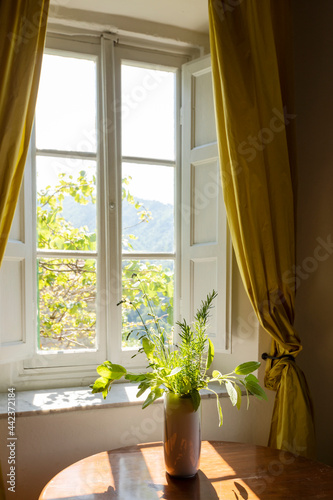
(0, 382), (230, 419)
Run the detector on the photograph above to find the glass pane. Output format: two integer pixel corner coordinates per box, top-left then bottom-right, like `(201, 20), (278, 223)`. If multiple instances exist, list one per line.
(122, 163), (174, 253)
(36, 156), (97, 252)
(36, 54), (97, 152)
(121, 63), (175, 160)
(38, 258), (96, 351)
(121, 260), (174, 349)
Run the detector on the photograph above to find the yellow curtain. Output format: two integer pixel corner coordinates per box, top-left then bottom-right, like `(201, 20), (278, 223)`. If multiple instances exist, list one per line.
(0, 0), (49, 267)
(208, 0), (316, 458)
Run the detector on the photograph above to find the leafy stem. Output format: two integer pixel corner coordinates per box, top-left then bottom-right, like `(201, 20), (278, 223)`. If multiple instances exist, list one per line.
(91, 285), (267, 424)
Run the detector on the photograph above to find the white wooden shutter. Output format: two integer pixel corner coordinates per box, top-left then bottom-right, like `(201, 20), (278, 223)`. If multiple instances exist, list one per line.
(181, 54), (231, 353)
(0, 145), (34, 363)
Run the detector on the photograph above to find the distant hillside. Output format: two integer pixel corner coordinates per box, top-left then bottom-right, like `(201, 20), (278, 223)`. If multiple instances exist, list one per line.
(122, 198), (174, 253)
(62, 196), (96, 232)
(62, 196), (174, 253)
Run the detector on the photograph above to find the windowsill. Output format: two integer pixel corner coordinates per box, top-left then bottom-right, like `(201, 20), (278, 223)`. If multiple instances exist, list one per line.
(0, 382), (230, 419)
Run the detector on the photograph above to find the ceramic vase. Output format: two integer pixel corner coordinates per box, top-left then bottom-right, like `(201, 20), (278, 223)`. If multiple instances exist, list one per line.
(163, 392), (201, 478)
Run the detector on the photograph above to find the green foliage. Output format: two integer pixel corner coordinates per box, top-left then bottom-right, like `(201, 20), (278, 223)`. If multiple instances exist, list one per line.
(37, 170), (98, 349)
(91, 287), (267, 425)
(37, 169), (173, 350)
(121, 262), (174, 348)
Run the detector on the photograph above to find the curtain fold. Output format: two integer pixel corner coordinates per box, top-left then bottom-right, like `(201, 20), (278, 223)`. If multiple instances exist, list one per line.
(0, 0), (49, 267)
(208, 0), (316, 458)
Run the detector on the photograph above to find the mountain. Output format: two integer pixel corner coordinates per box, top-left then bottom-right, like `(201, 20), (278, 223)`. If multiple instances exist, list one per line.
(122, 198), (174, 253)
(62, 196), (96, 232)
(62, 196), (174, 253)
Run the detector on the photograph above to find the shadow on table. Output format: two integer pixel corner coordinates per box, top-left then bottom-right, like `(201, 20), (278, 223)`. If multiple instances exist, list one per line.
(38, 476), (218, 500)
(207, 440), (333, 499)
(104, 442), (220, 499)
(39, 488), (118, 500)
(206, 440), (281, 498)
(159, 470), (220, 499)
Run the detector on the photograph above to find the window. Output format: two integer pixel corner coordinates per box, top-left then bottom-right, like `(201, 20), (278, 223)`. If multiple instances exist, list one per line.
(120, 60), (176, 351)
(0, 34), (232, 389)
(35, 53), (98, 352)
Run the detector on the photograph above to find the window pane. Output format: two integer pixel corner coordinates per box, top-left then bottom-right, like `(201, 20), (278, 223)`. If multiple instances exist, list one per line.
(121, 260), (174, 349)
(38, 258), (96, 351)
(36, 156), (97, 252)
(36, 54), (97, 152)
(122, 163), (174, 253)
(121, 64), (175, 160)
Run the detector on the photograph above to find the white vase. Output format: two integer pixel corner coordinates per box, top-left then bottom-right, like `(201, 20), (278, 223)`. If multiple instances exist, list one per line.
(163, 392), (201, 478)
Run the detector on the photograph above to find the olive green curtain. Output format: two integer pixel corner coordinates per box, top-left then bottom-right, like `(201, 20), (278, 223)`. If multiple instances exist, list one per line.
(0, 0), (49, 267)
(208, 0), (316, 458)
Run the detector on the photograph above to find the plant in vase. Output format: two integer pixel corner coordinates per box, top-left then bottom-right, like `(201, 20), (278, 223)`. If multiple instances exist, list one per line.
(91, 280), (267, 478)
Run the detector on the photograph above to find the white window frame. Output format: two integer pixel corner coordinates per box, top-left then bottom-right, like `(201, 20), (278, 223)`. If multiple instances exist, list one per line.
(113, 42), (187, 368)
(24, 36), (106, 372)
(1, 33), (190, 388)
(181, 55), (232, 354)
(0, 30), (236, 392)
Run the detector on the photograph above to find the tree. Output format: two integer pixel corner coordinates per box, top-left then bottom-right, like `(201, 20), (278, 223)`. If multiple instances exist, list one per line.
(37, 168), (174, 350)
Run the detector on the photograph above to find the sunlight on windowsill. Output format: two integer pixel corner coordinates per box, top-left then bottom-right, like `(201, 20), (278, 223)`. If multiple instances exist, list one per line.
(0, 382), (229, 419)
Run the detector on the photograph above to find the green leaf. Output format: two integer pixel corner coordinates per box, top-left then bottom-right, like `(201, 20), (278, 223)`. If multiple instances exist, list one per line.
(235, 384), (242, 410)
(245, 380), (268, 401)
(237, 380), (250, 409)
(216, 395), (223, 426)
(206, 338), (215, 370)
(142, 387), (164, 409)
(125, 373), (148, 382)
(212, 369), (222, 379)
(167, 367), (183, 377)
(190, 389), (201, 412)
(98, 362), (127, 380)
(142, 338), (155, 359)
(207, 388), (223, 426)
(245, 373), (259, 384)
(90, 377), (110, 396)
(102, 388), (109, 399)
(225, 380), (238, 406)
(136, 382), (151, 398)
(96, 364), (113, 379)
(91, 376), (109, 389)
(234, 361), (260, 375)
(180, 379), (192, 394)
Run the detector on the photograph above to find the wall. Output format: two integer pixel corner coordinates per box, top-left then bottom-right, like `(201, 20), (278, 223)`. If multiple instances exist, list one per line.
(292, 0), (333, 466)
(0, 393), (273, 500)
(0, 7), (287, 498)
(0, 253), (274, 500)
(47, 5), (210, 55)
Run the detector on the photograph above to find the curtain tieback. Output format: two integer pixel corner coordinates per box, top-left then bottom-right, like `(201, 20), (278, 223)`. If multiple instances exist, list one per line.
(261, 352), (296, 362)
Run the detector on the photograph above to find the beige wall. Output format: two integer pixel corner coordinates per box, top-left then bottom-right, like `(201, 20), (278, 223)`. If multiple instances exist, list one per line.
(0, 394), (273, 500)
(292, 0), (333, 466)
(0, 251), (274, 499)
(5, 2), (333, 496)
(0, 250), (274, 499)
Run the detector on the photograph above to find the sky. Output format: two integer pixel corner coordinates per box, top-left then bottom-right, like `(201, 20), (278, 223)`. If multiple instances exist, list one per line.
(35, 53), (175, 205)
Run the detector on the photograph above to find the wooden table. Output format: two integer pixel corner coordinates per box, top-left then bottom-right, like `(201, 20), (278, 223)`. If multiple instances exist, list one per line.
(39, 440), (333, 499)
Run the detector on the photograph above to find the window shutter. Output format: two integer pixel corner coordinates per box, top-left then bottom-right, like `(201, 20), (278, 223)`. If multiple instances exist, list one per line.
(0, 146), (34, 363)
(181, 55), (231, 353)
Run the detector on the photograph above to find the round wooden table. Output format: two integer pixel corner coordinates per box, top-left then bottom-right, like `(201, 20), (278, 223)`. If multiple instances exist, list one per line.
(39, 440), (333, 499)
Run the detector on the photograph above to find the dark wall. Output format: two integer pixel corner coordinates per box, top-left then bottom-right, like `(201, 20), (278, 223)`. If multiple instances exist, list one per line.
(293, 0), (333, 465)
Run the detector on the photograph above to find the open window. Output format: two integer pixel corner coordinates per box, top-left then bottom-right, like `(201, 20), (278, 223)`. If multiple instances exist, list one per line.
(0, 35), (232, 389)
